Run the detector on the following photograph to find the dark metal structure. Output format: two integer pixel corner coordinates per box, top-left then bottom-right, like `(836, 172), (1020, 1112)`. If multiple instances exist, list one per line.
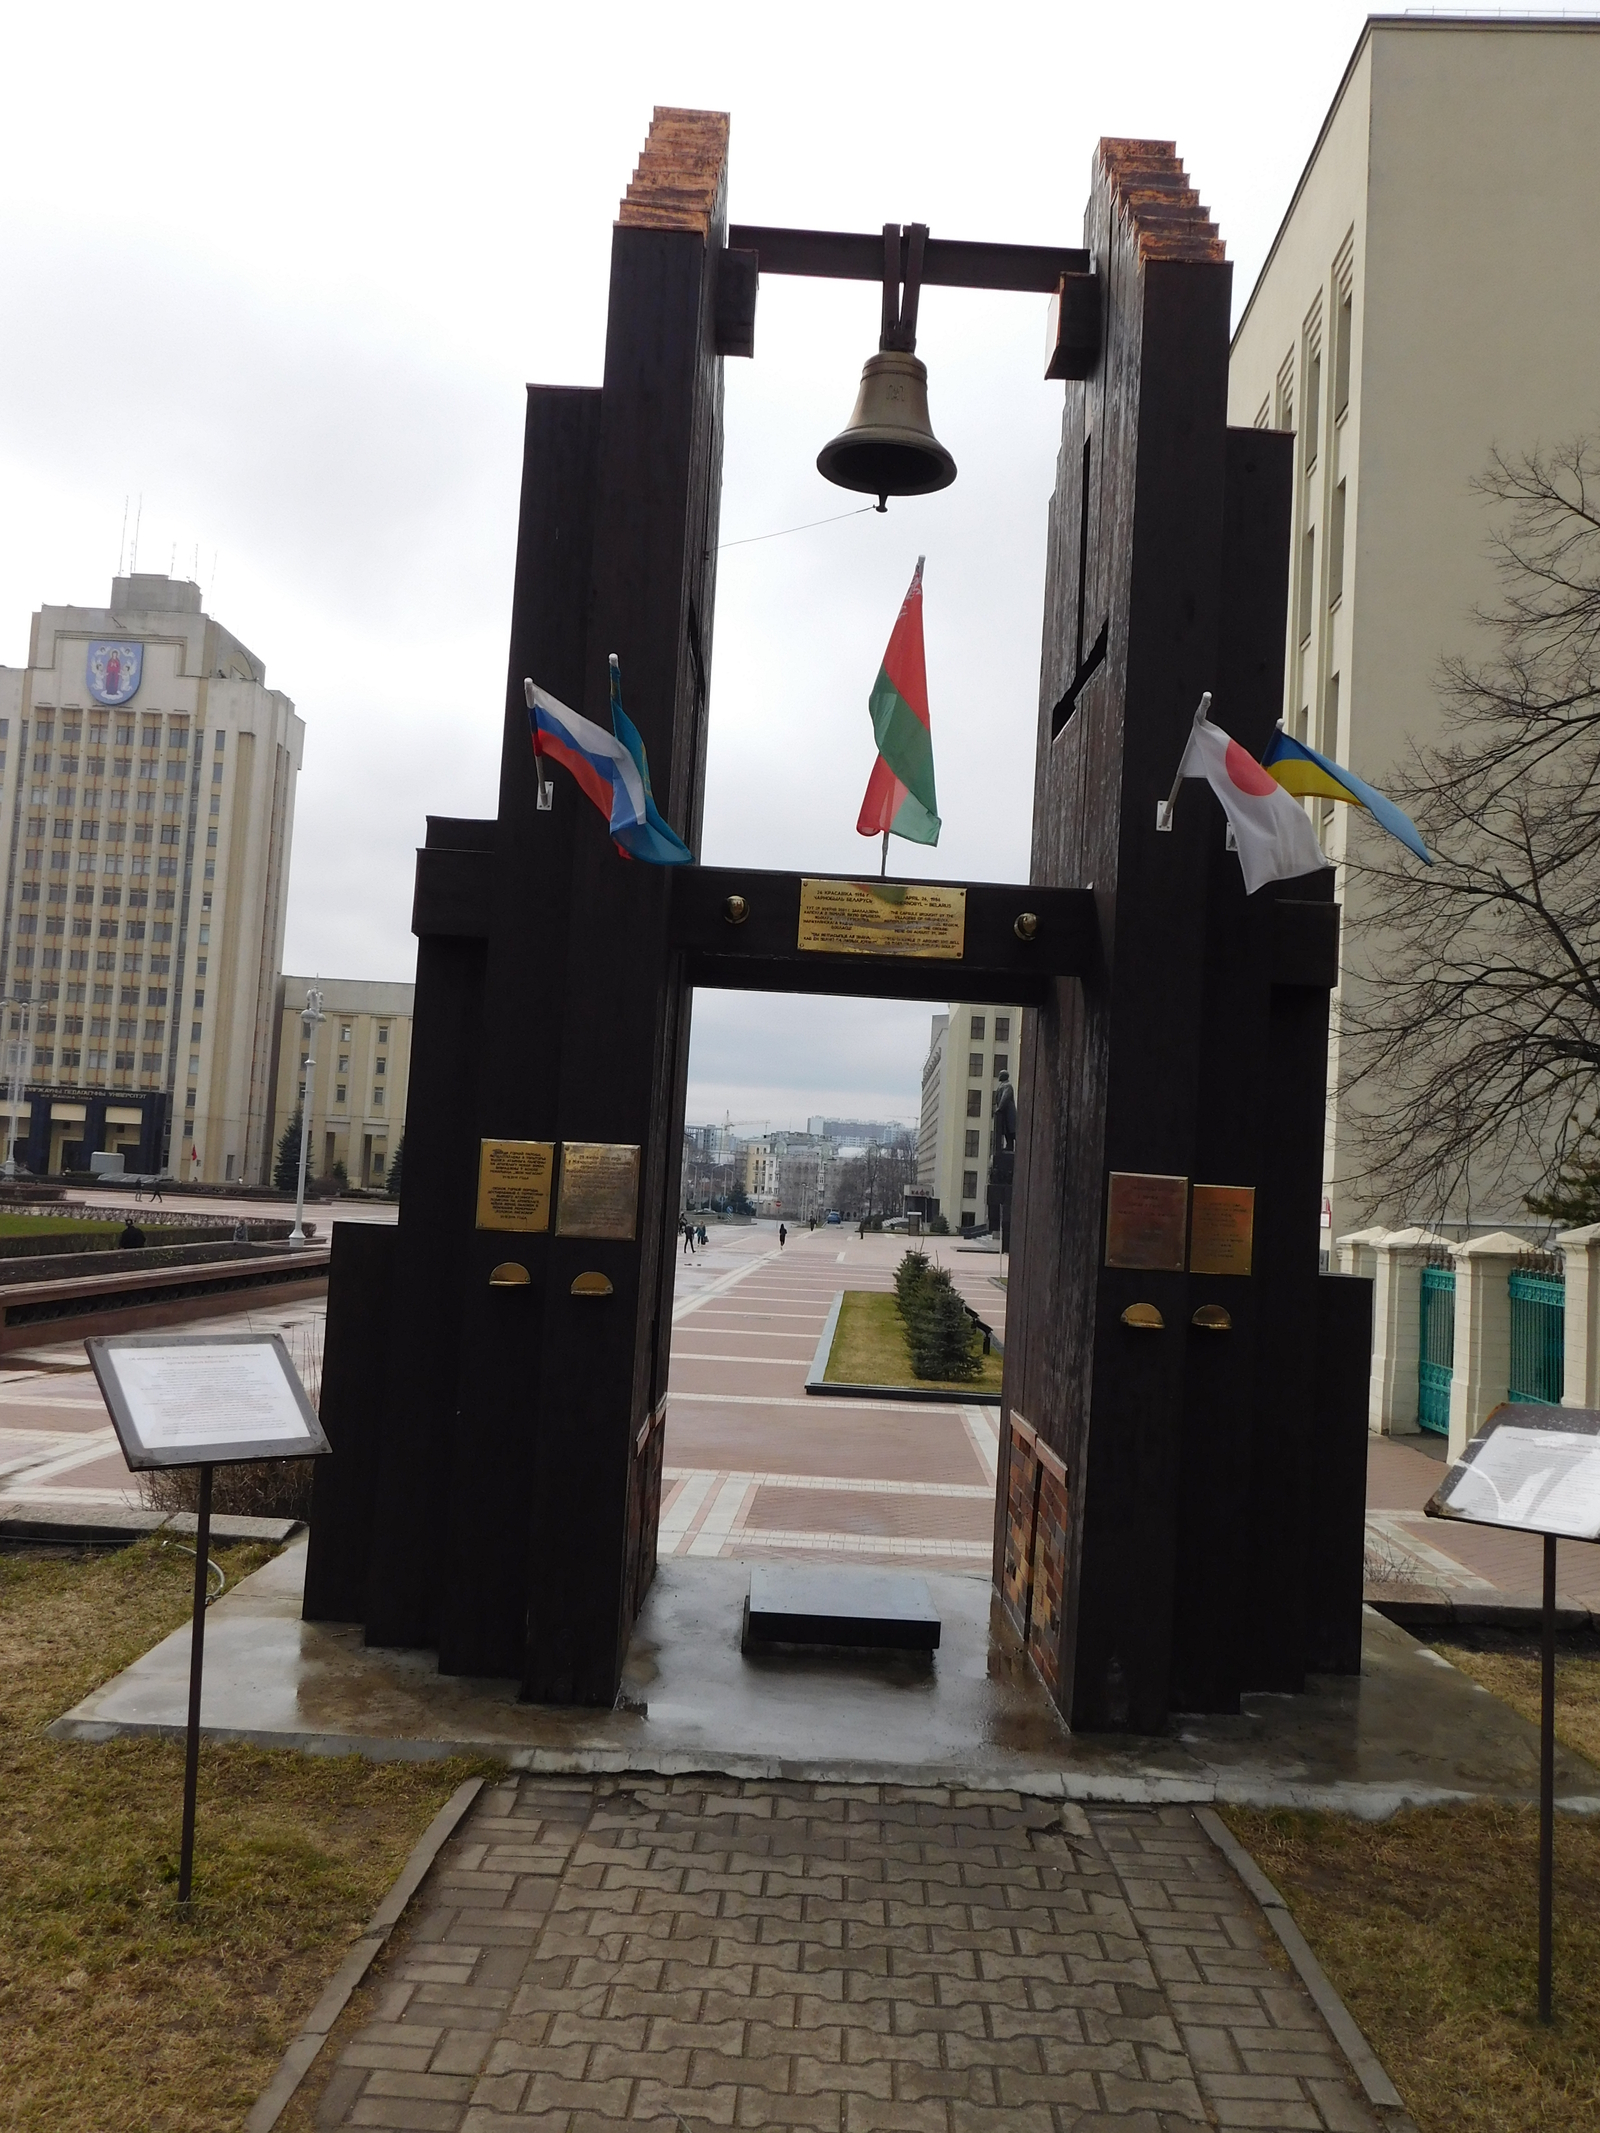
(304, 114), (1370, 1731)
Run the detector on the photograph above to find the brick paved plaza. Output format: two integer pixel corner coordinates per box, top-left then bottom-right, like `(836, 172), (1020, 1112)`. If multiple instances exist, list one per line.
(309, 1775), (1395, 2133)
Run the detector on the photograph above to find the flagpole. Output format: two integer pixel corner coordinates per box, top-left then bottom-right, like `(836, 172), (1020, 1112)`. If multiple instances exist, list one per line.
(880, 832), (889, 878)
(1156, 692), (1211, 832)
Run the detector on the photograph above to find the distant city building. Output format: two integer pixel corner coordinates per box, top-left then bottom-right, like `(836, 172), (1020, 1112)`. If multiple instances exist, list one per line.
(805, 1115), (914, 1147)
(1228, 15), (1600, 1234)
(918, 1003), (1023, 1230)
(266, 977), (413, 1189)
(0, 574), (302, 1179)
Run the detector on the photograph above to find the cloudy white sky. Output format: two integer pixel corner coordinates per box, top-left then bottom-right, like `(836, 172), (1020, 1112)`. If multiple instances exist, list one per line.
(0, 2), (1508, 1131)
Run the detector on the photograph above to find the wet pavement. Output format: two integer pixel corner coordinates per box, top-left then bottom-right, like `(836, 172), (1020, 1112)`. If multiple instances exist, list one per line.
(53, 1537), (1600, 1814)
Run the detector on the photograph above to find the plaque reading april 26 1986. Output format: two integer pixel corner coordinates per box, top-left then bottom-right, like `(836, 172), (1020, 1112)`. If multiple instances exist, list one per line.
(557, 1142), (641, 1240)
(476, 1140), (555, 1233)
(796, 878), (966, 959)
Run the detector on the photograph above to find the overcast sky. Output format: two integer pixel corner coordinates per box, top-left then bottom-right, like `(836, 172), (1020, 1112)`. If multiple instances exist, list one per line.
(0, 2), (1509, 1131)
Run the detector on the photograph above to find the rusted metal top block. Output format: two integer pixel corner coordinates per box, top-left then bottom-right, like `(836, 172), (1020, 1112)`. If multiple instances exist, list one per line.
(1097, 138), (1225, 263)
(618, 106), (730, 233)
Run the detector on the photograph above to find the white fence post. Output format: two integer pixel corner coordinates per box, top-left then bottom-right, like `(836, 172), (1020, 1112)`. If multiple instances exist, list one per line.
(1556, 1222), (1600, 1408)
(1447, 1230), (1527, 1461)
(1367, 1228), (1451, 1436)
(1336, 1226), (1388, 1281)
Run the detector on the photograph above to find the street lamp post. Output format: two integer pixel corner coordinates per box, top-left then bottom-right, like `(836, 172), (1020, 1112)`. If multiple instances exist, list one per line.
(289, 986), (325, 1247)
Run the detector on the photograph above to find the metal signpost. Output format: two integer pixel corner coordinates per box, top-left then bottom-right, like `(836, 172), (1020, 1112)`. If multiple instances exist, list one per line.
(1427, 1402), (1600, 2021)
(86, 1334), (330, 1903)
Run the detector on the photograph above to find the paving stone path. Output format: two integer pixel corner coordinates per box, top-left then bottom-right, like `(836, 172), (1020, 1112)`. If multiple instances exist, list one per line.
(309, 1776), (1397, 2132)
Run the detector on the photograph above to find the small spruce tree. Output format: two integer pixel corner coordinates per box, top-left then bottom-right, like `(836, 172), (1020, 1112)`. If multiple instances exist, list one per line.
(385, 1134), (405, 1200)
(273, 1110), (303, 1193)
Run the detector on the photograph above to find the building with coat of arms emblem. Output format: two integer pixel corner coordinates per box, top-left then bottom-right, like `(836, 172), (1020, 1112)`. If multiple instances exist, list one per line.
(0, 573), (303, 1182)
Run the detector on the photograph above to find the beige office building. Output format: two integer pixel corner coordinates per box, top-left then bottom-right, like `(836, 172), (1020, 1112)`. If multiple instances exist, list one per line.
(1228, 15), (1600, 1237)
(0, 574), (301, 1181)
(266, 977), (413, 1190)
(918, 1002), (1023, 1230)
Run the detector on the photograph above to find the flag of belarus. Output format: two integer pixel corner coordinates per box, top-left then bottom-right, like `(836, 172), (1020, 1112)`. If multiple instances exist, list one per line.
(1178, 709), (1331, 894)
(857, 557), (940, 847)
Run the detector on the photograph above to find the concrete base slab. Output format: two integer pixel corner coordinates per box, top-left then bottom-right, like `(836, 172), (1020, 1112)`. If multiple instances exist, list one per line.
(50, 1538), (1600, 1813)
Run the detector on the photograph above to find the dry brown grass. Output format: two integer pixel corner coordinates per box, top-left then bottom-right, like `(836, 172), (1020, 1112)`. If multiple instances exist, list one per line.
(1428, 1625), (1600, 1772)
(1224, 1801), (1600, 2132)
(0, 1540), (494, 2132)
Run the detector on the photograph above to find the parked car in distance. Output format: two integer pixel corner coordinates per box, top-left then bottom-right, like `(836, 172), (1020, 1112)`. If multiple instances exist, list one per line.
(825, 1210), (842, 1224)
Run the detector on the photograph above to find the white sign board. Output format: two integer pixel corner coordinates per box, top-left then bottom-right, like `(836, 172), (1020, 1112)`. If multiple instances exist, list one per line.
(87, 1334), (330, 1470)
(1427, 1404), (1600, 1543)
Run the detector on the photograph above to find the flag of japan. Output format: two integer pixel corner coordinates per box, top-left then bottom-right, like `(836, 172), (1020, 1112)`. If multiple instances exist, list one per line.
(1178, 711), (1331, 894)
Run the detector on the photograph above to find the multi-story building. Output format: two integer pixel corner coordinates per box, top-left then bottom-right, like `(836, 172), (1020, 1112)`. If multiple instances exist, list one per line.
(917, 1002), (1023, 1231)
(0, 574), (302, 1180)
(265, 976), (413, 1190)
(1228, 15), (1600, 1236)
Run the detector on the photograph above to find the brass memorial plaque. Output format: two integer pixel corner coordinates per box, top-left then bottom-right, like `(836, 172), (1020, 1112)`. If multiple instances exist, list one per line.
(1189, 1184), (1255, 1277)
(475, 1140), (554, 1233)
(1104, 1171), (1189, 1271)
(796, 877), (966, 959)
(556, 1141), (641, 1240)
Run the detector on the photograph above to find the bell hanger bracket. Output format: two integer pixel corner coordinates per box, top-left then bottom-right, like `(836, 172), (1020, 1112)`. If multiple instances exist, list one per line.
(879, 223), (927, 353)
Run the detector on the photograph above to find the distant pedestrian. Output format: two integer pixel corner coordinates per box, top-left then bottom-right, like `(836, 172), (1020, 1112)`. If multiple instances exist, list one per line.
(151, 1175), (164, 1204)
(858, 1218), (866, 1239)
(808, 1216), (815, 1232)
(697, 1224), (707, 1248)
(778, 1223), (787, 1249)
(119, 1218), (145, 1250)
(232, 1221), (249, 1242)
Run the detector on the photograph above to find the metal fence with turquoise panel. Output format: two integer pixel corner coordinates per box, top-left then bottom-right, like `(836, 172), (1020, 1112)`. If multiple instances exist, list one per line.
(1509, 1251), (1565, 1405)
(1418, 1258), (1455, 1434)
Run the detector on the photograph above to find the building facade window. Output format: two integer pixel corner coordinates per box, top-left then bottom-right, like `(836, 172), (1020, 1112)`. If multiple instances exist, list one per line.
(965, 1089), (982, 1118)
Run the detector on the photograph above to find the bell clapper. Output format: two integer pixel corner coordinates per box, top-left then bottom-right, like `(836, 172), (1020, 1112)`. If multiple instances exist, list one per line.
(875, 495), (888, 514)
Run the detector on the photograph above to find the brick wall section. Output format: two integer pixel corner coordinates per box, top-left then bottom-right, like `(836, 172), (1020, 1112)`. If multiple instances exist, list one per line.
(622, 1401), (666, 1625)
(999, 1411), (1041, 1639)
(1026, 1439), (1070, 1701)
(307, 1778), (1390, 2132)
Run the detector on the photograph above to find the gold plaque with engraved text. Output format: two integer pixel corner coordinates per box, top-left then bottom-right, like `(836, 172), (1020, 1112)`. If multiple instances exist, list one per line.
(796, 878), (966, 959)
(1189, 1184), (1255, 1277)
(556, 1142), (641, 1240)
(1104, 1172), (1189, 1272)
(475, 1140), (555, 1233)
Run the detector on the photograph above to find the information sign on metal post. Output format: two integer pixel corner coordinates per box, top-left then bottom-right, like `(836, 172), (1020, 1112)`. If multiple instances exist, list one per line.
(85, 1334), (330, 1904)
(1427, 1403), (1600, 2022)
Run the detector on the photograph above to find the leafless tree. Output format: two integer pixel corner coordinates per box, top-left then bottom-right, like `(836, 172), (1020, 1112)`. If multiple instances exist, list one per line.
(1340, 438), (1600, 1223)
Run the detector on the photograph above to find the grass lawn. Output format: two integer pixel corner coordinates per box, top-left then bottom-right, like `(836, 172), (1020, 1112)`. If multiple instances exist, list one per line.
(0, 1214), (120, 1238)
(0, 1539), (493, 2132)
(824, 1287), (1004, 1395)
(1427, 1624), (1600, 1771)
(1223, 1794), (1600, 2131)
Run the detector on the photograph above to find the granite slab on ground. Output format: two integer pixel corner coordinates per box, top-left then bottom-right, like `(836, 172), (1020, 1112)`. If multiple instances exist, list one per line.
(52, 1542), (1599, 1814)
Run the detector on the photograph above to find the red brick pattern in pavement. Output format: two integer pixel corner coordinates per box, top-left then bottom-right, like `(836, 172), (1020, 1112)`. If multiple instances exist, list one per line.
(665, 1230), (1001, 1571)
(306, 1775), (1388, 2132)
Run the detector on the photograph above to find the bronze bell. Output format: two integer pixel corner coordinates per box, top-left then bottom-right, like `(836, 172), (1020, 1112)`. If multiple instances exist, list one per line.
(817, 221), (957, 510)
(817, 351), (956, 506)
